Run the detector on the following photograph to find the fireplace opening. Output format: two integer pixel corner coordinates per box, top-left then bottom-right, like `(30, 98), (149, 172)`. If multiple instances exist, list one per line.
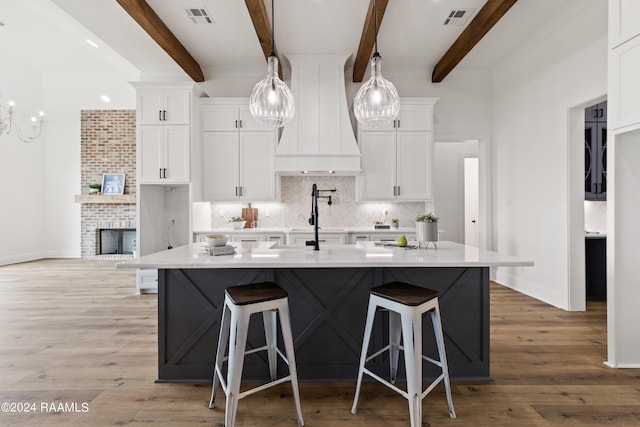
(98, 229), (136, 255)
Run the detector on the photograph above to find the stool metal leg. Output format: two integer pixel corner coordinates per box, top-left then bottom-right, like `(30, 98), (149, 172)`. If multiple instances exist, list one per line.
(401, 311), (421, 427)
(277, 302), (305, 427)
(351, 300), (378, 415)
(226, 309), (249, 427)
(210, 303), (231, 409)
(388, 310), (401, 384)
(431, 306), (456, 419)
(263, 310), (278, 381)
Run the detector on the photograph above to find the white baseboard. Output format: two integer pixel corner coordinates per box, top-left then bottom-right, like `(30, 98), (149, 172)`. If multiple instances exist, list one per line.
(495, 269), (567, 310)
(0, 251), (47, 266)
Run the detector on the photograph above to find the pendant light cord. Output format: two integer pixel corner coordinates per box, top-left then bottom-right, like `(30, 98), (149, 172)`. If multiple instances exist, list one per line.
(270, 0), (275, 56)
(373, 0), (378, 56)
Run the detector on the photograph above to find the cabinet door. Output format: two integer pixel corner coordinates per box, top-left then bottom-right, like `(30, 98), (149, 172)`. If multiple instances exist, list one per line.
(137, 90), (165, 125)
(163, 91), (190, 125)
(350, 234), (370, 244)
(138, 126), (165, 183)
(396, 131), (431, 200)
(164, 126), (190, 183)
(358, 131), (396, 200)
(596, 122), (607, 199)
(201, 104), (239, 131)
(238, 105), (268, 131)
(240, 132), (276, 200)
(202, 132), (240, 200)
(397, 102), (432, 131)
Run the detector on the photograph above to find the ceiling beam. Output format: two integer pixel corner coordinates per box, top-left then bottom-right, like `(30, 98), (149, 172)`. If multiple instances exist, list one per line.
(432, 0), (518, 83)
(353, 0), (389, 83)
(116, 0), (204, 82)
(245, 0), (283, 78)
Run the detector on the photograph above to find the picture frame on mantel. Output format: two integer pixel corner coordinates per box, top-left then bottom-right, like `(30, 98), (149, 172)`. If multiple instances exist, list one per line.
(101, 173), (125, 195)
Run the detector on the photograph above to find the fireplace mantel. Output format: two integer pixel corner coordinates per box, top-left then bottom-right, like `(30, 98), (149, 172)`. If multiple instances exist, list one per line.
(75, 194), (136, 204)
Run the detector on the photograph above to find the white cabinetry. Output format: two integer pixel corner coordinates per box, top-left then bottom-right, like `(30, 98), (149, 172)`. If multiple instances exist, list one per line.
(348, 232), (416, 244)
(135, 84), (192, 184)
(201, 99), (276, 201)
(288, 233), (347, 246)
(194, 232), (285, 244)
(357, 98), (436, 201)
(138, 126), (190, 184)
(137, 89), (190, 125)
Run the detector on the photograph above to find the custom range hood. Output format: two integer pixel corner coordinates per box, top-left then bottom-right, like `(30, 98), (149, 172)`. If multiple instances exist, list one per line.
(275, 54), (361, 175)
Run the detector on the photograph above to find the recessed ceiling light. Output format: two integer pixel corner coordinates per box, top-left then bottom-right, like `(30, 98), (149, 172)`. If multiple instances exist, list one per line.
(100, 95), (111, 103)
(86, 39), (99, 48)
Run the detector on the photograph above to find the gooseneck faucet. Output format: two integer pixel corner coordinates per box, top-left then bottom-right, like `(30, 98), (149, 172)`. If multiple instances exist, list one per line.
(307, 183), (337, 250)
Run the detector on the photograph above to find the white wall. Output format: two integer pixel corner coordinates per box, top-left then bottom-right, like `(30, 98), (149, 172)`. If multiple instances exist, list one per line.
(492, 0), (608, 309)
(434, 141), (479, 243)
(41, 71), (137, 259)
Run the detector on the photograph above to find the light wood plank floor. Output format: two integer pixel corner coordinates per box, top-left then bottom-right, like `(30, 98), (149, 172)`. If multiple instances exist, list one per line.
(1, 259), (639, 426)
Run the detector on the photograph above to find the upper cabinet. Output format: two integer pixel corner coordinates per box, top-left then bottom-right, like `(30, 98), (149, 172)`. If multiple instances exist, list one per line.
(137, 89), (191, 125)
(357, 98), (437, 202)
(609, 0), (640, 48)
(133, 83), (194, 184)
(201, 98), (277, 201)
(585, 102), (607, 200)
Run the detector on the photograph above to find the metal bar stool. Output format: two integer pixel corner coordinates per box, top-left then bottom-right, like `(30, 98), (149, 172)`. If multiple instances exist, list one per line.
(351, 282), (456, 426)
(209, 282), (304, 427)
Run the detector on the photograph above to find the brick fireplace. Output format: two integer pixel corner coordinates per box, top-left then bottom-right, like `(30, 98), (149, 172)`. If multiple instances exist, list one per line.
(79, 110), (137, 258)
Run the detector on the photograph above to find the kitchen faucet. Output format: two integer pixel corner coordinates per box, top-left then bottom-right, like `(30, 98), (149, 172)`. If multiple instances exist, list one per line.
(307, 183), (337, 250)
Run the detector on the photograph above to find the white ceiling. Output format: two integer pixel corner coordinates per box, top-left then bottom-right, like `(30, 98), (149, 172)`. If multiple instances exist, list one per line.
(3, 0), (582, 81)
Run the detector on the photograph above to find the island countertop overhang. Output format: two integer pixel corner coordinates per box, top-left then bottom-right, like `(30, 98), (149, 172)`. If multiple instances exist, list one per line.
(116, 241), (534, 270)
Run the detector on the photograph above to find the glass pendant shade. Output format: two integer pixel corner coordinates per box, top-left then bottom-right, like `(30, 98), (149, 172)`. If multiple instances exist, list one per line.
(249, 54), (295, 128)
(353, 53), (400, 128)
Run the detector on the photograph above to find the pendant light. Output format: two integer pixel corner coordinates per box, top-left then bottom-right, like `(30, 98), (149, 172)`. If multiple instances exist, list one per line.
(249, 0), (295, 128)
(353, 0), (399, 128)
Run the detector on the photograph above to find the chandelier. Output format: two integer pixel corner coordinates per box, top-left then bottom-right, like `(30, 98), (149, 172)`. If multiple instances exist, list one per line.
(0, 100), (44, 143)
(248, 0), (295, 128)
(353, 0), (400, 128)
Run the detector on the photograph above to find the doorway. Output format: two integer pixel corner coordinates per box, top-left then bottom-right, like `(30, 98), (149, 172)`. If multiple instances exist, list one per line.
(464, 157), (479, 247)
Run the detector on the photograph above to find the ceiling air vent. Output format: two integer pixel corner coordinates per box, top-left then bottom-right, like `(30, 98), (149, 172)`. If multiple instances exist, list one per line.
(443, 9), (475, 26)
(185, 8), (214, 24)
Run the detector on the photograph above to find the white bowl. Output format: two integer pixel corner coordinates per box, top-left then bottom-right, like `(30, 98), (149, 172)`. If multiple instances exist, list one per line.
(230, 221), (246, 230)
(206, 234), (229, 247)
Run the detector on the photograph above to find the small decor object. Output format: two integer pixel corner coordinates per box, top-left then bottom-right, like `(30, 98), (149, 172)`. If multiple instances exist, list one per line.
(416, 213), (439, 249)
(391, 218), (399, 229)
(88, 183), (102, 194)
(229, 216), (246, 230)
(101, 173), (125, 195)
(206, 234), (229, 247)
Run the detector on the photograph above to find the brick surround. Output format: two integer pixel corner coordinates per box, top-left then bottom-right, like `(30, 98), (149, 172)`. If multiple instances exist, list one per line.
(80, 110), (137, 258)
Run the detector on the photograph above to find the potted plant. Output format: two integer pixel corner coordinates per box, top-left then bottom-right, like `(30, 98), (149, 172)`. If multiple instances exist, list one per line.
(229, 216), (246, 230)
(391, 218), (399, 229)
(415, 213), (439, 247)
(88, 183), (102, 194)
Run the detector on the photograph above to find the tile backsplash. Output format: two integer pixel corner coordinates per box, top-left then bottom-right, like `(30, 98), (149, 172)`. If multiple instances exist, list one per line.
(201, 176), (429, 229)
(584, 200), (607, 233)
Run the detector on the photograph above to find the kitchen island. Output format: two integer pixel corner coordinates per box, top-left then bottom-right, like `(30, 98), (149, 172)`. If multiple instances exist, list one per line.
(117, 241), (532, 383)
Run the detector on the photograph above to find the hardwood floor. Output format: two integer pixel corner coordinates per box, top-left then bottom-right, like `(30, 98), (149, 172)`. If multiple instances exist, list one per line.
(0, 259), (638, 426)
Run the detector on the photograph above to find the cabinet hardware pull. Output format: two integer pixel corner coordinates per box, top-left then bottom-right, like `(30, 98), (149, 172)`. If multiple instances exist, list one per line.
(159, 168), (163, 179)
(397, 119), (400, 128)
(163, 110), (167, 121)
(599, 108), (603, 118)
(239, 120), (243, 128)
(235, 186), (238, 196)
(593, 109), (598, 119)
(235, 120), (238, 128)
(318, 239), (326, 243)
(159, 110), (162, 121)
(393, 186), (396, 196)
(163, 168), (167, 179)
(397, 186), (400, 196)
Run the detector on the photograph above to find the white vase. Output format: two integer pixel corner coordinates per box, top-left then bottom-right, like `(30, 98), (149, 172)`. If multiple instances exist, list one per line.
(416, 222), (438, 246)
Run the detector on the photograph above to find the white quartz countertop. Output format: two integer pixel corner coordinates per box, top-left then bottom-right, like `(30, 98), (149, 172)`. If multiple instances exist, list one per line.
(193, 227), (418, 234)
(117, 241), (533, 270)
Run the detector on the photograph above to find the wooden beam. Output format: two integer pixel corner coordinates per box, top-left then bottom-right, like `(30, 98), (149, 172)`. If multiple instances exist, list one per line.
(353, 0), (389, 83)
(432, 0), (518, 83)
(245, 0), (283, 78)
(116, 0), (204, 82)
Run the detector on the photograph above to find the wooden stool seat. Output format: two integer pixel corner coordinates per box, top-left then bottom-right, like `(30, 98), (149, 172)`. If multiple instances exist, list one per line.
(210, 282), (304, 427)
(371, 282), (438, 306)
(352, 282), (455, 426)
(225, 282), (288, 305)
